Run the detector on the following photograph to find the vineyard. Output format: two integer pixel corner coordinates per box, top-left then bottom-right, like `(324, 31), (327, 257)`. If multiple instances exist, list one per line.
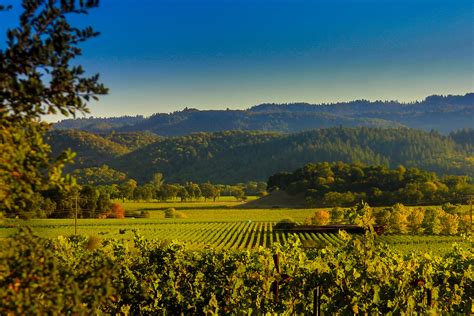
(1, 219), (469, 255)
(1, 228), (472, 314)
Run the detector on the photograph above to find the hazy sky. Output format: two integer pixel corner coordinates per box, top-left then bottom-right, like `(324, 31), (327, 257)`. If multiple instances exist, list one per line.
(1, 0), (473, 119)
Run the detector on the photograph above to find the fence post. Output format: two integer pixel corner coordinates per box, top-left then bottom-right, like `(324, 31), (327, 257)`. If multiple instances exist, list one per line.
(313, 286), (321, 316)
(426, 289), (432, 308)
(272, 254), (280, 302)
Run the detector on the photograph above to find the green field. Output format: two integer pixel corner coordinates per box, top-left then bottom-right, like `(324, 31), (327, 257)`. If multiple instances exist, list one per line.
(121, 195), (258, 211)
(1, 201), (470, 255)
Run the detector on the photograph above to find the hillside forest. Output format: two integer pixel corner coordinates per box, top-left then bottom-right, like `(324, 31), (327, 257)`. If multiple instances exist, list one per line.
(47, 127), (474, 184)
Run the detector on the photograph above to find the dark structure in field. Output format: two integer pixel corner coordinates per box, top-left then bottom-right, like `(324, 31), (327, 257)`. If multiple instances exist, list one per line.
(274, 223), (386, 235)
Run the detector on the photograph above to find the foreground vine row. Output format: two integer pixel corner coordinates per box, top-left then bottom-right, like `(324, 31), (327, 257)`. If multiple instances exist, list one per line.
(0, 228), (472, 314)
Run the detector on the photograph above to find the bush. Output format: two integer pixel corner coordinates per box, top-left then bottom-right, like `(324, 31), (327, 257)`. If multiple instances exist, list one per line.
(140, 210), (151, 218)
(459, 214), (472, 233)
(85, 235), (102, 250)
(312, 210), (330, 225)
(422, 208), (444, 235)
(407, 207), (425, 234)
(374, 208), (391, 227)
(442, 203), (461, 215)
(443, 213), (459, 235)
(164, 208), (176, 218)
(330, 207), (345, 224)
(110, 203), (125, 219)
(164, 208), (187, 219)
(390, 203), (410, 234)
(274, 217), (297, 229)
(97, 203), (125, 219)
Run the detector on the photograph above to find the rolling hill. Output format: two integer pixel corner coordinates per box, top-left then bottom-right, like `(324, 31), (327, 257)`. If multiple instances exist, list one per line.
(48, 127), (474, 183)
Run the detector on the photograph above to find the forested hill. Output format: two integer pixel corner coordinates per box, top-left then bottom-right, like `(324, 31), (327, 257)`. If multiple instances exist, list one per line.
(54, 93), (474, 134)
(48, 127), (474, 183)
(47, 130), (161, 167)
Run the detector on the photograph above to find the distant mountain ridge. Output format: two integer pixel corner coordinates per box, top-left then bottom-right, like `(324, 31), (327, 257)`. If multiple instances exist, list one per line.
(54, 93), (474, 134)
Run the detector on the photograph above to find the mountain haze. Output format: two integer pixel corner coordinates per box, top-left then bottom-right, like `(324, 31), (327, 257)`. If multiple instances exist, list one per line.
(54, 93), (474, 135)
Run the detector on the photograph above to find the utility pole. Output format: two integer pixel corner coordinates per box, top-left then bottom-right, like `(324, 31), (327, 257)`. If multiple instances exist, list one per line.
(470, 195), (472, 232)
(74, 195), (78, 236)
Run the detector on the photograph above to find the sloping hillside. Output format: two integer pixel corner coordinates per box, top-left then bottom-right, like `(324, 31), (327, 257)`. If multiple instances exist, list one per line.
(47, 127), (474, 183)
(110, 128), (474, 183)
(47, 130), (130, 168)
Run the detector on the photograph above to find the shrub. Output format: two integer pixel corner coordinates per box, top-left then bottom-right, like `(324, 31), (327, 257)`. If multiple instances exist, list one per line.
(443, 213), (459, 235)
(164, 208), (176, 218)
(85, 235), (102, 250)
(312, 209), (330, 225)
(374, 208), (391, 227)
(330, 207), (345, 224)
(274, 217), (297, 229)
(442, 203), (461, 215)
(97, 203), (125, 219)
(110, 203), (125, 219)
(407, 207), (425, 234)
(390, 203), (409, 234)
(422, 208), (444, 235)
(140, 210), (151, 218)
(258, 191), (268, 197)
(459, 214), (472, 233)
(164, 208), (187, 219)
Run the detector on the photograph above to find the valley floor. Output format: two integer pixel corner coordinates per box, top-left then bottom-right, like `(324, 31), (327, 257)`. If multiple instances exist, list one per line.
(1, 201), (471, 256)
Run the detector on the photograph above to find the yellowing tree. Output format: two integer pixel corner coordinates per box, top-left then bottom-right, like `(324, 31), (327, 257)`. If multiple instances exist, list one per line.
(422, 208), (444, 235)
(442, 214), (459, 235)
(390, 203), (409, 234)
(312, 209), (330, 225)
(407, 207), (425, 234)
(459, 214), (472, 233)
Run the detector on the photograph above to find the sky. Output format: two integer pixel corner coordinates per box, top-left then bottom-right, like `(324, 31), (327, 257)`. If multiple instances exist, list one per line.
(1, 0), (473, 120)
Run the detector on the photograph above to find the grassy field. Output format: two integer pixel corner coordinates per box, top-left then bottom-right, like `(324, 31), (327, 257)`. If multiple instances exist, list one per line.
(1, 201), (471, 255)
(121, 195), (258, 210)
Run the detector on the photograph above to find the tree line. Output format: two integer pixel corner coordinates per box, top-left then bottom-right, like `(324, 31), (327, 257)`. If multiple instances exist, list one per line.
(108, 174), (267, 203)
(303, 202), (471, 236)
(9, 170), (267, 219)
(268, 161), (474, 207)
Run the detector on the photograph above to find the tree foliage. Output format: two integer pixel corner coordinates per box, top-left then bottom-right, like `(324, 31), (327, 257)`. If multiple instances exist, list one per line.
(268, 161), (474, 207)
(0, 0), (106, 216)
(47, 127), (474, 184)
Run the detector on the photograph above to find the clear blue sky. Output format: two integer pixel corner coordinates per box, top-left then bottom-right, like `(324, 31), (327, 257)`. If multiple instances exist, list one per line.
(1, 0), (473, 119)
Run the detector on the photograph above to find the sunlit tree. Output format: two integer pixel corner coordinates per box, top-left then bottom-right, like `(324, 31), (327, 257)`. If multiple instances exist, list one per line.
(0, 0), (107, 217)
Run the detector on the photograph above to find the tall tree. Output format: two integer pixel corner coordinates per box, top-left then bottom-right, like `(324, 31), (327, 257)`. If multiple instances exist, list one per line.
(0, 0), (107, 217)
(201, 182), (220, 202)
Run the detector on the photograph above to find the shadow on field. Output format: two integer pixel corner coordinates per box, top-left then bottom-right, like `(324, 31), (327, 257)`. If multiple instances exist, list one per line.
(138, 205), (235, 211)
